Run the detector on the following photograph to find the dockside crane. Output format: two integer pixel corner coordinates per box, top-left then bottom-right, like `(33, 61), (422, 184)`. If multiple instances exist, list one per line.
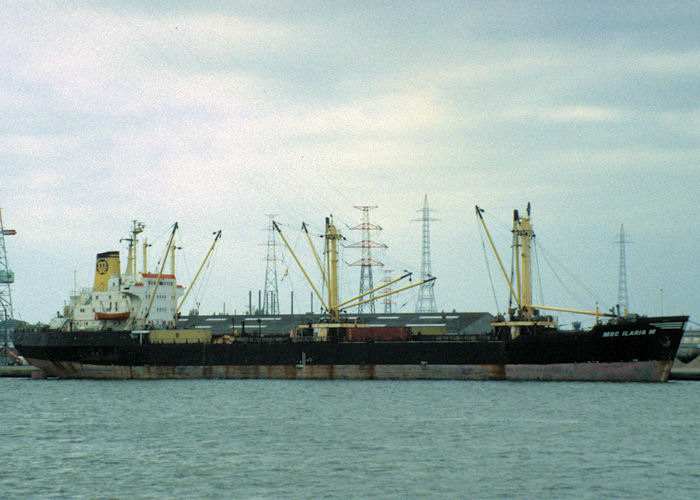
(1, 209), (17, 365)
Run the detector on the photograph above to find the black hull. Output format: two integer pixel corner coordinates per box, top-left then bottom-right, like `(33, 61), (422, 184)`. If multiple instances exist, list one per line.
(13, 316), (687, 382)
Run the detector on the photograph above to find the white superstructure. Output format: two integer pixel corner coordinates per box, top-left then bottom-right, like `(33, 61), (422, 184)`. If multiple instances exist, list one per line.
(50, 222), (184, 331)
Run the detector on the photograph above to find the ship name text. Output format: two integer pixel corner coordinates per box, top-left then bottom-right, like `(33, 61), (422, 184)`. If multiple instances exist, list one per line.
(602, 329), (656, 338)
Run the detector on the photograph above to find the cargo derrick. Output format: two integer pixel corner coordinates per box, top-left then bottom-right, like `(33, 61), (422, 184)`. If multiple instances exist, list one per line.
(476, 204), (615, 339)
(274, 216), (434, 339)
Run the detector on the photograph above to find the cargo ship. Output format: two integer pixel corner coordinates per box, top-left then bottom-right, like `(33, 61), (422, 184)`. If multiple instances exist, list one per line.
(13, 209), (688, 381)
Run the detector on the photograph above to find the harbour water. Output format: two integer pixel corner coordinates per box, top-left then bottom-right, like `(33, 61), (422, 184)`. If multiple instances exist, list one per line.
(2, 379), (698, 499)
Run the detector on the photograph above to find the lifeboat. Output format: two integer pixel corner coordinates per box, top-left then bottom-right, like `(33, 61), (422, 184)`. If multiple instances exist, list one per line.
(95, 311), (131, 321)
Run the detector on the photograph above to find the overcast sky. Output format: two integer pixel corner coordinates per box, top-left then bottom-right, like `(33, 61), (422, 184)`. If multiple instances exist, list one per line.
(2, 1), (698, 327)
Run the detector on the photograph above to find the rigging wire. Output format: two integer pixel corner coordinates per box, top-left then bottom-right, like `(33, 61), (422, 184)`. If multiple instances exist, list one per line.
(536, 244), (605, 310)
(189, 240), (220, 313)
(533, 240), (545, 306)
(477, 217), (501, 314)
(479, 209), (512, 313)
(175, 229), (222, 313)
(508, 227), (515, 311)
(175, 230), (192, 288)
(282, 224), (305, 313)
(150, 223), (178, 271)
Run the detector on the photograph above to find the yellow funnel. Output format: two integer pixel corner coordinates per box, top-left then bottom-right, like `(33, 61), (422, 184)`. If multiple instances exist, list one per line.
(93, 251), (121, 291)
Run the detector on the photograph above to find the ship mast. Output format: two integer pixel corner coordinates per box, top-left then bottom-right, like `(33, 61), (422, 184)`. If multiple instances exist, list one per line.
(123, 220), (145, 275)
(325, 217), (341, 320)
(514, 204), (534, 319)
(142, 238), (150, 273)
(477, 204), (614, 324)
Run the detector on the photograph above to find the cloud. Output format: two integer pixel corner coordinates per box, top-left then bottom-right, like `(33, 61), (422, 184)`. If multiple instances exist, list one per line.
(637, 50), (700, 74)
(2, 2), (699, 324)
(658, 108), (700, 136)
(0, 134), (76, 158)
(290, 91), (447, 137)
(508, 105), (621, 123)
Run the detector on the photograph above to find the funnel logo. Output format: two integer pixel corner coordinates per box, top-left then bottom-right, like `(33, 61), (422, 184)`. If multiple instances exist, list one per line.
(96, 259), (109, 275)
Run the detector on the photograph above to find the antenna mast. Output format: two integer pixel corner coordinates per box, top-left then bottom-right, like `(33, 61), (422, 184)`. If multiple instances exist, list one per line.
(414, 195), (438, 313)
(347, 206), (386, 313)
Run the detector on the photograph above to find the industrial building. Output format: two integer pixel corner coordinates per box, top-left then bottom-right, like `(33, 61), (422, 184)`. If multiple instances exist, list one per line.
(178, 311), (495, 338)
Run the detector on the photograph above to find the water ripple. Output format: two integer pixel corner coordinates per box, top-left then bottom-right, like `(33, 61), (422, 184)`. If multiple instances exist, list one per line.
(1, 379), (698, 499)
